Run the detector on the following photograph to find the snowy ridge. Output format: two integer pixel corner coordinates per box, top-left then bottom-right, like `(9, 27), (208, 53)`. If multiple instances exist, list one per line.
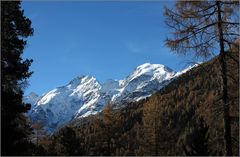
(25, 63), (199, 132)
(174, 63), (200, 77)
(110, 63), (176, 103)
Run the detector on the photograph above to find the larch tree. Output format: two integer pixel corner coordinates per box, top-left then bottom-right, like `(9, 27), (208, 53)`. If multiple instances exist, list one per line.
(142, 96), (162, 155)
(101, 103), (116, 155)
(183, 118), (210, 156)
(58, 127), (80, 155)
(1, 1), (34, 155)
(164, 1), (239, 156)
(31, 121), (46, 147)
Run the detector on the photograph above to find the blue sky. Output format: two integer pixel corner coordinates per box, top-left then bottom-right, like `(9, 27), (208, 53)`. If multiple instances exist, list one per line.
(22, 1), (195, 95)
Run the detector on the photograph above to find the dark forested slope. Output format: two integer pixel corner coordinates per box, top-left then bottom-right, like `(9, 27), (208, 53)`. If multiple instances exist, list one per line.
(141, 45), (239, 155)
(38, 45), (239, 156)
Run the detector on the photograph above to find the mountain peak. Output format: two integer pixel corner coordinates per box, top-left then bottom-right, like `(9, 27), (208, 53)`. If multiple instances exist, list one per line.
(128, 63), (175, 82)
(28, 92), (39, 98)
(23, 92), (40, 107)
(135, 63), (175, 73)
(68, 75), (96, 86)
(136, 63), (164, 69)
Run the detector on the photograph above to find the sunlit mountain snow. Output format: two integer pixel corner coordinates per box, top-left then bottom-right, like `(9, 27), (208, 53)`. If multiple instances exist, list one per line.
(25, 63), (198, 132)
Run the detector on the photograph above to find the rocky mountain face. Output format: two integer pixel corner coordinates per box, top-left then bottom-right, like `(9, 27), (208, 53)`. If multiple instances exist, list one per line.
(25, 63), (196, 132)
(23, 92), (41, 109)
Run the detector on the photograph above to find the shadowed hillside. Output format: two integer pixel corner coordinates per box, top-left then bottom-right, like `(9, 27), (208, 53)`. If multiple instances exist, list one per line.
(37, 45), (239, 156)
(141, 44), (239, 155)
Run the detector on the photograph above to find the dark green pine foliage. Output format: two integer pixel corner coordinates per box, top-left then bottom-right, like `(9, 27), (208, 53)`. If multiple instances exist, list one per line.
(1, 1), (34, 155)
(183, 118), (210, 156)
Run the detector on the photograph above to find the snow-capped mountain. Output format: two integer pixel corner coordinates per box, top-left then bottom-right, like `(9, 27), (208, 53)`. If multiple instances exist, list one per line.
(29, 75), (107, 132)
(25, 63), (198, 132)
(111, 63), (175, 103)
(23, 92), (41, 109)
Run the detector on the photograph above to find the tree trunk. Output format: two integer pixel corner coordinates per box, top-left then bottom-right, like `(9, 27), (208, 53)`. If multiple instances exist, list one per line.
(216, 1), (232, 156)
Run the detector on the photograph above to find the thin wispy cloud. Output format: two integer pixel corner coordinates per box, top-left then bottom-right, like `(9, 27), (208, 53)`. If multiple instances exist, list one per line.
(123, 40), (145, 54)
(22, 1), (186, 95)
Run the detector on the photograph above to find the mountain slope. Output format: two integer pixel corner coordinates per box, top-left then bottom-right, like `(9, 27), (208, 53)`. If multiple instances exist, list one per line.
(23, 92), (41, 110)
(138, 49), (239, 155)
(66, 48), (238, 156)
(25, 63), (195, 132)
(110, 63), (176, 103)
(29, 76), (106, 132)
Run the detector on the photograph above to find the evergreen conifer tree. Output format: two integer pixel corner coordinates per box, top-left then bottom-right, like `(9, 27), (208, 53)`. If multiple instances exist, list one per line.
(1, 1), (34, 155)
